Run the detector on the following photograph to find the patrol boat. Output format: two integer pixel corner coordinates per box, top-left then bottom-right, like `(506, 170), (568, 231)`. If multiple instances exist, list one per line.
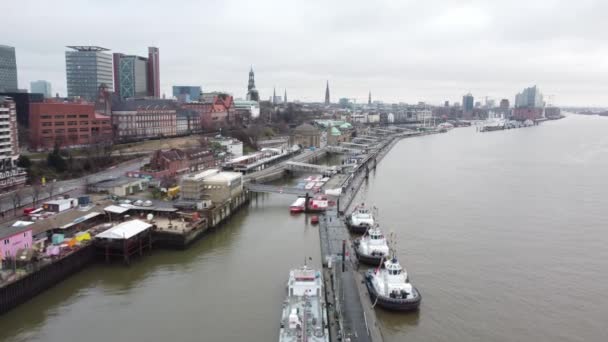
(279, 265), (329, 342)
(365, 256), (422, 311)
(345, 204), (375, 234)
(354, 225), (389, 266)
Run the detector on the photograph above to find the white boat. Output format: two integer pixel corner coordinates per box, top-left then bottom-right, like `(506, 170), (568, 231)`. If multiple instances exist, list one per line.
(345, 204), (375, 234)
(365, 257), (421, 311)
(279, 266), (329, 342)
(354, 225), (389, 266)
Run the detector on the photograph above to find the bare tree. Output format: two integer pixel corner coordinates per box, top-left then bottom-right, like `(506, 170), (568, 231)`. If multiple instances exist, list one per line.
(47, 180), (56, 199)
(10, 190), (22, 215)
(31, 183), (42, 207)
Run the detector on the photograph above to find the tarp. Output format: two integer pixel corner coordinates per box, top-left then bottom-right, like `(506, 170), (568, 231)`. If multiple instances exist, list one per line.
(52, 233), (65, 245)
(95, 219), (152, 240)
(75, 232), (91, 242)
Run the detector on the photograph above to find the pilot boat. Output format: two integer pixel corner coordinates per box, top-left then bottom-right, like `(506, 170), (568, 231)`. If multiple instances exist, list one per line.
(345, 204), (375, 234)
(279, 265), (329, 342)
(354, 225), (389, 266)
(365, 257), (421, 311)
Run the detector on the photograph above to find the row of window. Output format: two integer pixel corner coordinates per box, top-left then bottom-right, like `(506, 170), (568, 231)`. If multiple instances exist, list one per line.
(40, 114), (89, 119)
(40, 120), (110, 126)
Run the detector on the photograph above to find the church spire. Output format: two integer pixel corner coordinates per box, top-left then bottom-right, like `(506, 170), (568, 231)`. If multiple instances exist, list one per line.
(273, 86), (276, 105)
(324, 80), (330, 105)
(246, 66), (259, 102)
(368, 90), (371, 105)
(284, 89), (287, 104)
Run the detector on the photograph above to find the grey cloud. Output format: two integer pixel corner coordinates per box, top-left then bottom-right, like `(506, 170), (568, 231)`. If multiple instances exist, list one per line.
(4, 0), (608, 106)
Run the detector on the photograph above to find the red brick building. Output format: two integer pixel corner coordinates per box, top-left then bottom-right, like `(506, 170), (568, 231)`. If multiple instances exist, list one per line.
(111, 99), (177, 142)
(181, 93), (234, 131)
(512, 108), (544, 121)
(29, 100), (112, 150)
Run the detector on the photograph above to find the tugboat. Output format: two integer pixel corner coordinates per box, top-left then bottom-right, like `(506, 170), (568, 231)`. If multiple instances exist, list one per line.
(345, 204), (375, 234)
(365, 256), (422, 312)
(279, 265), (329, 342)
(354, 225), (389, 266)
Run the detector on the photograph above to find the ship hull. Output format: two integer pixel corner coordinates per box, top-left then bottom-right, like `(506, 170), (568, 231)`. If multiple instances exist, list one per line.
(364, 271), (421, 312)
(353, 240), (385, 266)
(345, 217), (370, 234)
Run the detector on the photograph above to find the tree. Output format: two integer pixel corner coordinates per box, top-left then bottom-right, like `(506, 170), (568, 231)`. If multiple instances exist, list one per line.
(47, 146), (67, 173)
(31, 183), (42, 207)
(47, 180), (56, 199)
(10, 190), (22, 214)
(16, 155), (31, 169)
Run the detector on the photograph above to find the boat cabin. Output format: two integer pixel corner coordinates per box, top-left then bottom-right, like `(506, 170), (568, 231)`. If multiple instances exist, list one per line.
(288, 267), (321, 297)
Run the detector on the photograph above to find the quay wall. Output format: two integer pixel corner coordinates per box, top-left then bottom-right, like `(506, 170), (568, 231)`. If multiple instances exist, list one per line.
(153, 191), (250, 249)
(0, 245), (95, 315)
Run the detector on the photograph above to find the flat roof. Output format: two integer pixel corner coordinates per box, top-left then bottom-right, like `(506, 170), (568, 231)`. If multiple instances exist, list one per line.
(182, 169), (219, 181)
(59, 212), (102, 230)
(0, 224), (32, 240)
(28, 199), (114, 235)
(96, 220), (152, 240)
(204, 172), (242, 183)
(104, 205), (130, 214)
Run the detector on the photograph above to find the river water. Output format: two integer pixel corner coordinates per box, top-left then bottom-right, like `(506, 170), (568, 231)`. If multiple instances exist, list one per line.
(1, 114), (607, 342)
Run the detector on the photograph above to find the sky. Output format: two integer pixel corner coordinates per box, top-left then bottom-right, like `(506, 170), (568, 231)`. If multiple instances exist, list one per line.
(4, 0), (608, 106)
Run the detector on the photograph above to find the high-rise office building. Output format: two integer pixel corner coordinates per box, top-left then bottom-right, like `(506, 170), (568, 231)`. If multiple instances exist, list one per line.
(30, 80), (52, 98)
(113, 47), (161, 99)
(113, 54), (149, 99)
(148, 47), (160, 98)
(499, 99), (510, 109)
(0, 96), (26, 191)
(462, 93), (474, 112)
(65, 46), (113, 101)
(0, 45), (18, 92)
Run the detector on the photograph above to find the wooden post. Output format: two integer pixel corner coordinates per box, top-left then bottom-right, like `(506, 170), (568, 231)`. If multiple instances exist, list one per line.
(342, 240), (346, 273)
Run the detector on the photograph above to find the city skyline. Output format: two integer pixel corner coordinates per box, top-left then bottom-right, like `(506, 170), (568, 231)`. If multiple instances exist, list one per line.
(3, 0), (608, 106)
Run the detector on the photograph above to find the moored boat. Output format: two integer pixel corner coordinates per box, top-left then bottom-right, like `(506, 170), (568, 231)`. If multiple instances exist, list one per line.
(365, 257), (421, 312)
(290, 197), (305, 213)
(354, 225), (389, 266)
(345, 204), (375, 234)
(279, 265), (329, 342)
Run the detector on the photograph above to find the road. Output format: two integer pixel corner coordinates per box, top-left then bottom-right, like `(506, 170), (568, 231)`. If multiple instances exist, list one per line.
(0, 157), (149, 219)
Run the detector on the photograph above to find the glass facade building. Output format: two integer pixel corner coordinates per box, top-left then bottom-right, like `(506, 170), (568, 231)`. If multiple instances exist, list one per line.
(30, 80), (52, 98)
(0, 45), (18, 92)
(173, 86), (202, 103)
(115, 55), (148, 99)
(65, 46), (113, 101)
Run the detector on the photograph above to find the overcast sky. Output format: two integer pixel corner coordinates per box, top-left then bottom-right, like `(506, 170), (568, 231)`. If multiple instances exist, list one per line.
(4, 0), (608, 106)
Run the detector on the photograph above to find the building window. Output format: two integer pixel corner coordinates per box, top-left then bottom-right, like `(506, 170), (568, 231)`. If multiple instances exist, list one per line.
(41, 115), (51, 119)
(55, 115), (65, 119)
(42, 122), (52, 127)
(79, 115), (88, 118)
(55, 122), (64, 126)
(80, 121), (88, 125)
(67, 115), (77, 118)
(3, 239), (8, 245)
(67, 121), (77, 126)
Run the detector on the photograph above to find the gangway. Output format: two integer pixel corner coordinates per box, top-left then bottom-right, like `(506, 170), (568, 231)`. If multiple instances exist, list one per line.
(285, 161), (340, 174)
(245, 183), (311, 196)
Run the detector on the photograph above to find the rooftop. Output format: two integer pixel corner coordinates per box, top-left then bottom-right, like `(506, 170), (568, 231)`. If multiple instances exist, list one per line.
(0, 223), (33, 240)
(204, 171), (242, 183)
(66, 46), (110, 52)
(182, 169), (219, 181)
(27, 200), (112, 235)
(96, 219), (152, 240)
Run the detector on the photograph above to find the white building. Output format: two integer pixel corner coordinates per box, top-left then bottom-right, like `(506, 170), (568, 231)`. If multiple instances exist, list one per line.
(180, 169), (243, 204)
(367, 113), (380, 123)
(212, 138), (243, 157)
(233, 100), (260, 119)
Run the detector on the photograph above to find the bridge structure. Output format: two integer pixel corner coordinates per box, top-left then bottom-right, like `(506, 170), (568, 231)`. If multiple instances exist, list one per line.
(284, 161), (341, 174)
(352, 136), (378, 143)
(325, 145), (364, 154)
(245, 183), (311, 196)
(356, 135), (381, 140)
(339, 142), (370, 149)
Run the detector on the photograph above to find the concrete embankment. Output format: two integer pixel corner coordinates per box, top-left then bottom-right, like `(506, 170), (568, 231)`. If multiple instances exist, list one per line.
(320, 130), (437, 341)
(0, 245), (96, 315)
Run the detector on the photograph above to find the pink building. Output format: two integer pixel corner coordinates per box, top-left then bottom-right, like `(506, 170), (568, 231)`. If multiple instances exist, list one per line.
(0, 225), (33, 260)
